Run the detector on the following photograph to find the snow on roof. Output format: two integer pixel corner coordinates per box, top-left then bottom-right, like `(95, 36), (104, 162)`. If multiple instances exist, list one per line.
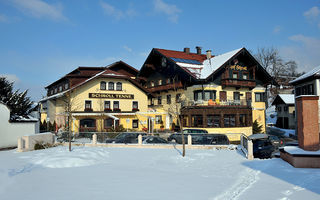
(278, 94), (295, 104)
(200, 48), (243, 79)
(290, 65), (320, 84)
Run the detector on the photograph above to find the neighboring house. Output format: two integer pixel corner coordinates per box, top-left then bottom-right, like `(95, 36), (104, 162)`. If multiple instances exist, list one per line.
(290, 65), (320, 130)
(0, 103), (37, 149)
(138, 47), (277, 141)
(271, 94), (295, 129)
(39, 61), (165, 133)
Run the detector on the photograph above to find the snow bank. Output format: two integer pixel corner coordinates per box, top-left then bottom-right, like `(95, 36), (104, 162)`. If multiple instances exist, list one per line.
(20, 146), (109, 168)
(284, 146), (320, 155)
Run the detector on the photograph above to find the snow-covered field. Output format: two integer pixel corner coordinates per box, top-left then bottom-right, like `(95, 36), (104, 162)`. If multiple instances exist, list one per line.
(0, 146), (319, 200)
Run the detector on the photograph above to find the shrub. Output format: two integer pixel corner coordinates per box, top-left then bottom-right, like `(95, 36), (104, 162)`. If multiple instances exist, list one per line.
(252, 120), (263, 134)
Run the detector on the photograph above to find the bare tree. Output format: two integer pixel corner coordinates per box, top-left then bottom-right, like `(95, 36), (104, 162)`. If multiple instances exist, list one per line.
(62, 90), (81, 152)
(166, 76), (186, 157)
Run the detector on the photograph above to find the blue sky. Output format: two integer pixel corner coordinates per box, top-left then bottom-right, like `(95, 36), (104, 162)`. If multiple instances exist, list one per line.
(0, 0), (320, 101)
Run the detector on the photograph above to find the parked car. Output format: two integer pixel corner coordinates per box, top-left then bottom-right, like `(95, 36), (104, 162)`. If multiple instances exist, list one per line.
(182, 129), (208, 134)
(105, 132), (146, 144)
(168, 133), (229, 145)
(268, 135), (285, 148)
(142, 136), (168, 144)
(252, 139), (275, 159)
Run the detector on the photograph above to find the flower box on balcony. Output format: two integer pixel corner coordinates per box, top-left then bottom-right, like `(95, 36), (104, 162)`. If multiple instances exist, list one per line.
(132, 108), (139, 112)
(104, 108), (112, 112)
(113, 108), (121, 112)
(84, 108), (93, 112)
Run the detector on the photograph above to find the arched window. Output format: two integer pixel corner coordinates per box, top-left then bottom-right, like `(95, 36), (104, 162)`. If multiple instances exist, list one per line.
(116, 82), (122, 91)
(100, 81), (106, 90)
(108, 82), (114, 90)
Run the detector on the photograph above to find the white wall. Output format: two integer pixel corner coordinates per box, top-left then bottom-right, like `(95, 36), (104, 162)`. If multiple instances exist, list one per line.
(0, 103), (37, 148)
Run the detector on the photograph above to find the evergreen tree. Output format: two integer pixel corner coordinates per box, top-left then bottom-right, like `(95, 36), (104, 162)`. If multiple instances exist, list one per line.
(252, 120), (263, 134)
(0, 76), (33, 119)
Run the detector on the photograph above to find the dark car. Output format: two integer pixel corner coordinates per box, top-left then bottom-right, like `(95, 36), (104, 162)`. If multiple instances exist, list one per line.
(105, 132), (146, 144)
(142, 136), (168, 144)
(168, 133), (229, 145)
(252, 139), (275, 159)
(182, 129), (208, 134)
(168, 129), (208, 143)
(268, 135), (285, 148)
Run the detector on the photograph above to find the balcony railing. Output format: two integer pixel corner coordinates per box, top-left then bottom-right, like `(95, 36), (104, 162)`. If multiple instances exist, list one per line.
(148, 82), (183, 93)
(182, 99), (251, 108)
(221, 79), (256, 88)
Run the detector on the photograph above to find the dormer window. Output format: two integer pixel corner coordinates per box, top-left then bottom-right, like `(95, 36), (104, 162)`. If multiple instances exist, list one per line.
(161, 57), (167, 67)
(108, 82), (114, 90)
(100, 81), (106, 90)
(116, 82), (122, 91)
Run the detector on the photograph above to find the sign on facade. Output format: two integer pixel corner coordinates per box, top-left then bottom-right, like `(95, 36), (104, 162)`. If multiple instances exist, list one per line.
(89, 93), (134, 99)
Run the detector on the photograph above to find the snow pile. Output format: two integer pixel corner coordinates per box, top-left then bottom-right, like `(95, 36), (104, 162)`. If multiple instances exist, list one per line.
(20, 146), (109, 168)
(0, 147), (319, 200)
(285, 146), (320, 155)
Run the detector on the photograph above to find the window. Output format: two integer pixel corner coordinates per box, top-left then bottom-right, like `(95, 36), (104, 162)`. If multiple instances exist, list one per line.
(158, 79), (162, 85)
(132, 101), (138, 110)
(296, 84), (314, 96)
(234, 92), (240, 101)
(116, 82), (122, 91)
(54, 87), (57, 93)
(242, 73), (248, 80)
(100, 81), (106, 90)
(80, 119), (95, 128)
(108, 82), (114, 90)
(167, 94), (171, 104)
(64, 83), (69, 90)
(207, 115), (220, 127)
(132, 119), (139, 128)
(284, 106), (288, 112)
(150, 81), (154, 87)
(104, 101), (111, 110)
(232, 72), (238, 79)
(224, 115), (235, 127)
(104, 118), (113, 128)
(255, 92), (265, 102)
(85, 100), (92, 110)
(192, 115), (203, 127)
(194, 90), (216, 101)
(239, 114), (246, 127)
(278, 106), (282, 112)
(113, 101), (119, 110)
(176, 93), (181, 103)
(50, 90), (53, 95)
(59, 85), (62, 92)
(155, 115), (162, 124)
(158, 96), (162, 105)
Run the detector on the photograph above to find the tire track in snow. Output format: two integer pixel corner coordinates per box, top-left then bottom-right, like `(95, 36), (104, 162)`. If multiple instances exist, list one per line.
(212, 168), (261, 200)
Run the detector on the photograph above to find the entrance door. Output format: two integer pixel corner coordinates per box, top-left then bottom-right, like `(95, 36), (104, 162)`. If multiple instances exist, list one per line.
(284, 117), (289, 129)
(220, 91), (227, 101)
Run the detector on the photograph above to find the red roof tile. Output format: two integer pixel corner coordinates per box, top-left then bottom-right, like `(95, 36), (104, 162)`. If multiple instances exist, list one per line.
(155, 48), (208, 62)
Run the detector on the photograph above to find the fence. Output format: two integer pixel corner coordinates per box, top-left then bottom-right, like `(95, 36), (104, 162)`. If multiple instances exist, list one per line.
(240, 134), (253, 160)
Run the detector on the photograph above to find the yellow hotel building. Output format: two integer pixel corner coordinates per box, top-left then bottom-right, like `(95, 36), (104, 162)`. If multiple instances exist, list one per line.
(40, 61), (166, 133)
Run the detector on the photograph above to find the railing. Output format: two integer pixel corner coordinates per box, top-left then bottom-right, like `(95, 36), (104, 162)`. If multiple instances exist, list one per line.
(148, 82), (183, 93)
(182, 99), (252, 108)
(221, 79), (256, 88)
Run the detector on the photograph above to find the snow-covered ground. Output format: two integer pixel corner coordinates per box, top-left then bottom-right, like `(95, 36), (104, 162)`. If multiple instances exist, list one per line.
(0, 146), (319, 200)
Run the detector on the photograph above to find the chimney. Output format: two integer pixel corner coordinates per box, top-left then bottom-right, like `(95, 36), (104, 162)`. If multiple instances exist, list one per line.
(206, 50), (212, 59)
(183, 47), (190, 54)
(196, 46), (202, 55)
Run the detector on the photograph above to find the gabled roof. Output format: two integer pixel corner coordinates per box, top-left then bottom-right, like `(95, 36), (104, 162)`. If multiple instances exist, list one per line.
(272, 94), (295, 105)
(201, 48), (243, 79)
(42, 61), (148, 101)
(155, 48), (207, 62)
(290, 65), (320, 85)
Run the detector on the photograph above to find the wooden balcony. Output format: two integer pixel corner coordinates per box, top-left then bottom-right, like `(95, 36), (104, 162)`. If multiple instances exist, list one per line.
(148, 82), (183, 93)
(221, 79), (256, 89)
(182, 99), (252, 108)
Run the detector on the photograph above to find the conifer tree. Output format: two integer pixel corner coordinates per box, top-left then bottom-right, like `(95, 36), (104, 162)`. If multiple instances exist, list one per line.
(252, 120), (263, 134)
(0, 77), (33, 119)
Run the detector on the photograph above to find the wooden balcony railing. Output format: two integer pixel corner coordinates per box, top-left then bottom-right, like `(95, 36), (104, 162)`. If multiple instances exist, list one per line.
(148, 82), (183, 93)
(221, 79), (256, 88)
(182, 99), (252, 108)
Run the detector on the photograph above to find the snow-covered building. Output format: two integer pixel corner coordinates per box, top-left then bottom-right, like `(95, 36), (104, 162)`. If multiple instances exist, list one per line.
(271, 94), (295, 129)
(138, 47), (277, 140)
(0, 102), (38, 149)
(290, 65), (320, 130)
